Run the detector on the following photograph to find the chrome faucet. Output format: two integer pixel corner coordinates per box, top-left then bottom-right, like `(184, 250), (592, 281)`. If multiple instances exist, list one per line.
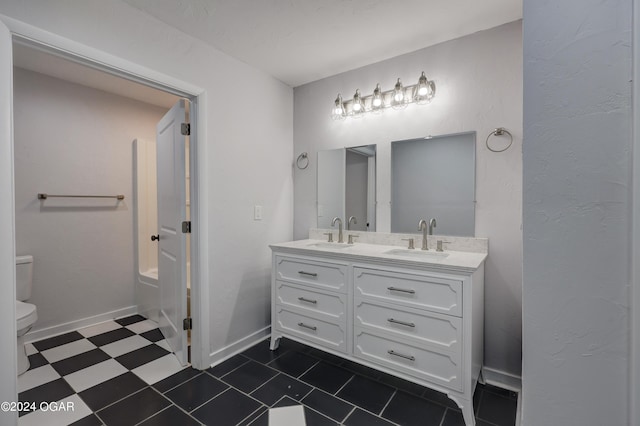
(332, 217), (344, 243)
(347, 216), (357, 230)
(418, 219), (428, 250)
(429, 218), (437, 236)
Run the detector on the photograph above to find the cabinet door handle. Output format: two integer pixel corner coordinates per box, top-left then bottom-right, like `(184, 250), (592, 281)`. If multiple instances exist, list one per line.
(387, 286), (416, 294)
(298, 297), (317, 304)
(387, 318), (415, 328)
(298, 322), (317, 331)
(388, 350), (415, 361)
(298, 271), (318, 277)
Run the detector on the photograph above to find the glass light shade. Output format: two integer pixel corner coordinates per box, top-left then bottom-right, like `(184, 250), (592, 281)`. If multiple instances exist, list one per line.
(352, 89), (365, 114)
(391, 78), (407, 109)
(331, 94), (346, 120)
(414, 71), (433, 104)
(371, 83), (384, 112)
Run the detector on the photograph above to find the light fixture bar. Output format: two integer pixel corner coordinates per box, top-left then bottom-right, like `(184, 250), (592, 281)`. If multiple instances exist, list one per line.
(331, 72), (436, 120)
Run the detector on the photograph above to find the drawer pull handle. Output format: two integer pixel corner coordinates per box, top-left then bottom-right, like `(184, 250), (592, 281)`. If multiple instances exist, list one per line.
(388, 350), (415, 361)
(298, 297), (318, 304)
(298, 322), (317, 331)
(387, 286), (416, 294)
(298, 271), (318, 277)
(387, 318), (416, 328)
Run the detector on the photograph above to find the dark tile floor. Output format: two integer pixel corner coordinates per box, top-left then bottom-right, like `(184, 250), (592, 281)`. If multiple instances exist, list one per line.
(18, 316), (518, 425)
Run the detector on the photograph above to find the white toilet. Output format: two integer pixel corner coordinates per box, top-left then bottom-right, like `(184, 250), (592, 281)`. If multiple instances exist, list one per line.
(16, 255), (37, 375)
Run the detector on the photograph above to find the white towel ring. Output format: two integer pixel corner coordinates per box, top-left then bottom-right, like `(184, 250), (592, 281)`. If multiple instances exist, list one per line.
(486, 127), (513, 153)
(296, 152), (309, 169)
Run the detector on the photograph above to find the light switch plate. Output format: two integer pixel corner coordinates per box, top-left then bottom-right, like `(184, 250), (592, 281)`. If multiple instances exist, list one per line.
(254, 205), (263, 220)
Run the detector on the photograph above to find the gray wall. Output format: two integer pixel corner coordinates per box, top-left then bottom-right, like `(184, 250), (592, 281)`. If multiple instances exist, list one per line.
(294, 21), (523, 376)
(522, 0), (631, 424)
(13, 68), (167, 332)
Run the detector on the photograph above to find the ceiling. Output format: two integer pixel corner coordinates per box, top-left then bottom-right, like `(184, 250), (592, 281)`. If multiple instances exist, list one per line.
(122, 0), (522, 87)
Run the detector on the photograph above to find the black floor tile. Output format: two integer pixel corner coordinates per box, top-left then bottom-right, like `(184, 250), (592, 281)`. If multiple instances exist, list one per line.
(477, 389), (517, 426)
(207, 354), (250, 377)
(268, 350), (318, 378)
(301, 389), (354, 423)
(479, 383), (518, 400)
(79, 372), (147, 411)
(474, 388), (482, 415)
(382, 391), (447, 426)
(51, 348), (111, 376)
(250, 373), (312, 406)
(337, 375), (395, 415)
(237, 405), (268, 426)
(115, 314), (147, 326)
(344, 408), (396, 426)
(97, 387), (171, 426)
(274, 397), (339, 426)
(278, 337), (313, 353)
(88, 328), (136, 346)
(299, 361), (354, 394)
(222, 360), (279, 393)
(18, 378), (75, 416)
(69, 414), (103, 426)
(140, 328), (165, 342)
(242, 339), (286, 364)
(138, 405), (201, 426)
(166, 373), (228, 412)
(27, 352), (49, 370)
(378, 371), (426, 396)
(308, 348), (345, 365)
(153, 367), (202, 393)
(115, 344), (169, 370)
(31, 331), (84, 352)
(441, 409), (466, 426)
(191, 388), (262, 426)
(340, 359), (382, 380)
(422, 386), (459, 409)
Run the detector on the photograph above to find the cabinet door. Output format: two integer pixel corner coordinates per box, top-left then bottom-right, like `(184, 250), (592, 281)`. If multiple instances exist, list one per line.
(354, 267), (462, 316)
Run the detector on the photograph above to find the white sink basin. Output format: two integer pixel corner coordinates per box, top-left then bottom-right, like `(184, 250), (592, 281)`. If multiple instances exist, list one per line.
(307, 242), (352, 249)
(384, 249), (450, 259)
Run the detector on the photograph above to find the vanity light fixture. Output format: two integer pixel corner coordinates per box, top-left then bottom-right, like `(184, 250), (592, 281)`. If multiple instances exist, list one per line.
(331, 71), (436, 119)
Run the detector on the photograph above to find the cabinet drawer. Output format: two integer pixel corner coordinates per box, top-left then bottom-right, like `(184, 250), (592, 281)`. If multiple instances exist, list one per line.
(276, 281), (346, 320)
(275, 307), (346, 352)
(354, 299), (461, 353)
(275, 256), (347, 293)
(354, 267), (462, 316)
(354, 328), (462, 391)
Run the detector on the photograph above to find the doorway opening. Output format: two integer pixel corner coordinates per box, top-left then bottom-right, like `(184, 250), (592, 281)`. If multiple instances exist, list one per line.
(12, 38), (199, 368)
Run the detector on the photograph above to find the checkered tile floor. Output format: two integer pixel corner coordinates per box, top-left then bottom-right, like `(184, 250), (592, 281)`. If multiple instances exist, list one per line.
(18, 315), (518, 426)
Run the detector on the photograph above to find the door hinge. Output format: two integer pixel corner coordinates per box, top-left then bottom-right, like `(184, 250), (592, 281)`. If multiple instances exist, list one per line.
(181, 123), (191, 135)
(182, 221), (191, 233)
(183, 317), (192, 330)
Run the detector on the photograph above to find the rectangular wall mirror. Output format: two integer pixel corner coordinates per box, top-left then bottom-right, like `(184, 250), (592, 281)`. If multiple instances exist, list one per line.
(391, 132), (476, 236)
(317, 145), (376, 231)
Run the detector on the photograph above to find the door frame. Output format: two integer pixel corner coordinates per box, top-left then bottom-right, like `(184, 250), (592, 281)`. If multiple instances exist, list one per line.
(0, 14), (211, 372)
(632, 0), (640, 424)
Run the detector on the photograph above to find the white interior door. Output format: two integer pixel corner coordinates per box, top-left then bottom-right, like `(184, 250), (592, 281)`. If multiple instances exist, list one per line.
(156, 99), (188, 366)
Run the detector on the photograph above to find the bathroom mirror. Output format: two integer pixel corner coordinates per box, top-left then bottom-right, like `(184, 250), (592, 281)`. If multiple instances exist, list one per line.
(391, 131), (475, 236)
(317, 145), (376, 231)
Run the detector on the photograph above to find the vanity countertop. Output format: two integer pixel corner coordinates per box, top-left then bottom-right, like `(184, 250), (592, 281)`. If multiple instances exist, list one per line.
(270, 239), (487, 274)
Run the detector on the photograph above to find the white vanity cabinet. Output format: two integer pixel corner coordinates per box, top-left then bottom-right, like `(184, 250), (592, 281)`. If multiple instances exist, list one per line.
(270, 243), (485, 426)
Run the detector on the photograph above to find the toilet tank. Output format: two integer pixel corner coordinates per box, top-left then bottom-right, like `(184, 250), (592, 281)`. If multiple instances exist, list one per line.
(15, 255), (33, 301)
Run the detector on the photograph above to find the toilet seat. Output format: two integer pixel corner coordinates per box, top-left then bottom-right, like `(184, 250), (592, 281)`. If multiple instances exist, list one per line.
(16, 300), (37, 331)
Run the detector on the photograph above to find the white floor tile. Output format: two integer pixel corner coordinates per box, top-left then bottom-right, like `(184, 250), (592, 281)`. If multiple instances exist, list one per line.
(18, 394), (93, 426)
(64, 359), (128, 393)
(156, 339), (171, 352)
(24, 343), (37, 356)
(18, 365), (61, 393)
(125, 319), (158, 334)
(268, 405), (307, 426)
(101, 335), (152, 358)
(132, 354), (183, 385)
(77, 320), (122, 338)
(40, 339), (96, 363)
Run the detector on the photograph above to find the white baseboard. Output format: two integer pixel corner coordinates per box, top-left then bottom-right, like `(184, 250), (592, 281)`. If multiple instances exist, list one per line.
(482, 366), (522, 392)
(207, 326), (271, 368)
(25, 306), (138, 343)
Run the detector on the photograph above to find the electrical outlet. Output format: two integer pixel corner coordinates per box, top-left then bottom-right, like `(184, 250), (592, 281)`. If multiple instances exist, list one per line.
(254, 205), (263, 220)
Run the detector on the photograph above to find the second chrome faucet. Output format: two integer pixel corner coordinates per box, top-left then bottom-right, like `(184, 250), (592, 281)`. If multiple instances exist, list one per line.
(418, 218), (437, 250)
(331, 217), (344, 243)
